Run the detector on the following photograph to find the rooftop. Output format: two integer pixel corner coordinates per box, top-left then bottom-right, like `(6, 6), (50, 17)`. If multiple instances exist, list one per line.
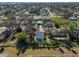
(69, 15), (77, 20)
(36, 32), (44, 41)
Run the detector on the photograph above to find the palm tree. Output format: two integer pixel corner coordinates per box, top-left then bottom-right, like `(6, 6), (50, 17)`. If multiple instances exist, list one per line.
(15, 32), (29, 56)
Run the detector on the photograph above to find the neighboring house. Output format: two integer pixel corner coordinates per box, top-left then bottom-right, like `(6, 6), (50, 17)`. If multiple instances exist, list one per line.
(24, 11), (29, 15)
(0, 27), (7, 35)
(44, 22), (52, 28)
(37, 21), (43, 25)
(53, 31), (69, 40)
(70, 31), (78, 39)
(0, 27), (11, 40)
(40, 9), (49, 16)
(74, 12), (79, 16)
(29, 9), (37, 15)
(69, 15), (77, 20)
(69, 28), (79, 41)
(0, 10), (5, 15)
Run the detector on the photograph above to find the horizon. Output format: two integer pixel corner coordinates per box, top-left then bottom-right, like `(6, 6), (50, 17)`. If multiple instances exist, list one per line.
(0, 2), (79, 7)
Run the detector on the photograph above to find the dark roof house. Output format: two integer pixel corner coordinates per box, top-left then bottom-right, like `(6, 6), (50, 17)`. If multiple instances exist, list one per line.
(53, 31), (69, 40)
(0, 28), (11, 40)
(69, 29), (79, 41)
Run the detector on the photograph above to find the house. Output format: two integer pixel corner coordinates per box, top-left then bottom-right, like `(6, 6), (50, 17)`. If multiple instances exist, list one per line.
(37, 21), (43, 25)
(29, 8), (37, 15)
(45, 22), (52, 28)
(70, 31), (78, 39)
(0, 27), (7, 35)
(0, 27), (11, 40)
(69, 28), (79, 41)
(69, 15), (77, 20)
(74, 12), (79, 16)
(53, 31), (69, 40)
(40, 9), (49, 16)
(36, 19), (44, 41)
(22, 9), (30, 15)
(36, 32), (45, 41)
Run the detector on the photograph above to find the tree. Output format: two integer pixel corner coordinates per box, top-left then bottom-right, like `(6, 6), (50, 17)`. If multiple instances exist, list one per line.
(48, 31), (54, 40)
(16, 26), (22, 33)
(63, 13), (70, 19)
(67, 22), (75, 32)
(76, 36), (79, 44)
(43, 40), (51, 50)
(15, 32), (29, 55)
(32, 40), (39, 50)
(54, 22), (60, 28)
(63, 9), (73, 19)
(35, 6), (41, 15)
(27, 28), (36, 43)
(51, 40), (60, 49)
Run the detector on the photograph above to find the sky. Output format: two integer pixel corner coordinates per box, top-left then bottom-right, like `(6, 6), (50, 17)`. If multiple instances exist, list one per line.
(0, 0), (79, 2)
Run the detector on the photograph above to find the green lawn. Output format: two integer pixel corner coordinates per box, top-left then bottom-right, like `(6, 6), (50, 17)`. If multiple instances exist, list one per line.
(50, 16), (79, 30)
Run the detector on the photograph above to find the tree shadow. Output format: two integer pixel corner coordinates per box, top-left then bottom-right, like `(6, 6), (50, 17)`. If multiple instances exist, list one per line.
(32, 46), (37, 50)
(0, 47), (4, 53)
(47, 47), (50, 50)
(16, 41), (28, 56)
(16, 46), (28, 56)
(65, 46), (71, 51)
(71, 49), (77, 54)
(65, 41), (73, 51)
(31, 41), (39, 50)
(65, 43), (77, 54)
(59, 47), (64, 54)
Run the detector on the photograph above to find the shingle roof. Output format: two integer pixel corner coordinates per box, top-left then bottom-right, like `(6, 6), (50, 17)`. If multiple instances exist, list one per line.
(36, 32), (44, 41)
(53, 31), (67, 37)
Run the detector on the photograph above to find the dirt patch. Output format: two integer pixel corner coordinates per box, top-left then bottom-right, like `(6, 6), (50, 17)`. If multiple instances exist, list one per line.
(1, 47), (79, 57)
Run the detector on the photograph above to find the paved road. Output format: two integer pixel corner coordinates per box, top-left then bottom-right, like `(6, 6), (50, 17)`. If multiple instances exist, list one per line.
(45, 8), (55, 28)
(45, 8), (53, 17)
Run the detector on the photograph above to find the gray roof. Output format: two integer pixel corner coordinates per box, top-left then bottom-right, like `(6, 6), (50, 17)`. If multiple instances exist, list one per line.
(37, 21), (43, 24)
(53, 31), (67, 37)
(36, 32), (44, 41)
